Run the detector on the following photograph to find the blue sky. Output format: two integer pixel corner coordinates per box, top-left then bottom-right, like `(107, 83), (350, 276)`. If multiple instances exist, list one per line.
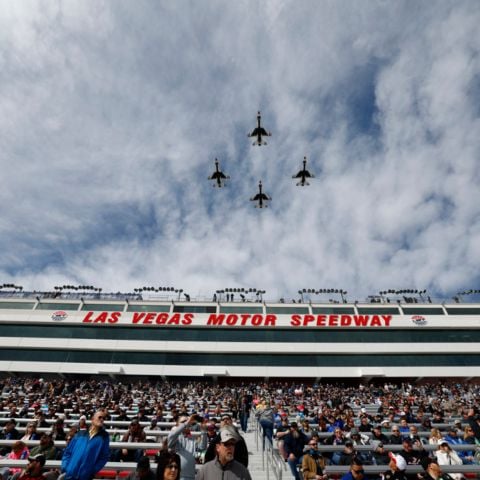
(1, 0), (480, 302)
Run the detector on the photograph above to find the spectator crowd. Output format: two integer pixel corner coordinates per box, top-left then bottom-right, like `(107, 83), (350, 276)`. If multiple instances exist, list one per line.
(0, 378), (479, 480)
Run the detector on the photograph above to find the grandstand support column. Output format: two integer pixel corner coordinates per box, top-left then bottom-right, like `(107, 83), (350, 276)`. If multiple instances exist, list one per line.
(315, 377), (322, 384)
(415, 377), (424, 383)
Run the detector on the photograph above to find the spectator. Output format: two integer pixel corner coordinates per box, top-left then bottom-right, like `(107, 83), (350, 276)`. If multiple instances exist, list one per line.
(275, 417), (290, 460)
(0, 419), (20, 454)
(168, 414), (206, 480)
(238, 395), (250, 434)
(126, 456), (155, 480)
(51, 419), (66, 442)
(325, 427), (347, 464)
(399, 437), (427, 465)
(371, 425), (389, 445)
(339, 441), (357, 466)
(428, 429), (444, 455)
(21, 423), (40, 441)
(255, 400), (274, 449)
(435, 442), (463, 480)
(60, 409), (110, 480)
(372, 442), (390, 466)
(383, 453), (408, 480)
(115, 419), (146, 463)
(204, 424), (248, 468)
(18, 454), (47, 480)
(195, 429), (251, 480)
(420, 456), (454, 480)
(0, 441), (30, 480)
(341, 458), (364, 480)
(301, 439), (327, 480)
(466, 408), (480, 442)
(30, 434), (57, 460)
(390, 426), (404, 445)
(283, 422), (308, 480)
(157, 452), (181, 480)
(461, 426), (476, 464)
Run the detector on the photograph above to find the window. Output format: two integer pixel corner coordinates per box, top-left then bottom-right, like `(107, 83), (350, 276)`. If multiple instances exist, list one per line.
(311, 307), (355, 314)
(173, 305), (217, 313)
(401, 307), (445, 315)
(266, 306), (309, 314)
(35, 303), (80, 311)
(445, 307), (480, 315)
(81, 304), (124, 311)
(1, 349), (479, 367)
(0, 302), (36, 309)
(1, 325), (479, 343)
(356, 307), (400, 314)
(127, 304), (170, 313)
(220, 306), (263, 314)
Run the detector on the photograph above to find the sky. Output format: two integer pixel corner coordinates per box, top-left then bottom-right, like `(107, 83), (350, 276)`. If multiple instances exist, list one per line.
(0, 0), (479, 303)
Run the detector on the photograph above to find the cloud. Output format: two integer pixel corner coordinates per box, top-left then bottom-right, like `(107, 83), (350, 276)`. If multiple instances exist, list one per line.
(0, 0), (479, 302)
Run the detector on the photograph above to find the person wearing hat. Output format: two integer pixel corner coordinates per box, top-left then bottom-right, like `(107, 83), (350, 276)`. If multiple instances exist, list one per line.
(420, 457), (454, 480)
(382, 453), (408, 480)
(283, 422), (308, 480)
(204, 424), (248, 467)
(372, 442), (390, 466)
(196, 428), (252, 480)
(17, 455), (47, 480)
(126, 456), (156, 480)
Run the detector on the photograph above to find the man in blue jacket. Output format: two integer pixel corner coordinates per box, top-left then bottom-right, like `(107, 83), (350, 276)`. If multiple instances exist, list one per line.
(61, 409), (110, 480)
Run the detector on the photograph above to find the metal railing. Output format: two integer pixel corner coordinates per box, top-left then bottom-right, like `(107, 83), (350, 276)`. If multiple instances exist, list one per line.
(253, 418), (286, 480)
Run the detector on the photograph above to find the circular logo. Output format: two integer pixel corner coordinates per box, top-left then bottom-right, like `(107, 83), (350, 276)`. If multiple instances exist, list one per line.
(411, 315), (427, 325)
(51, 311), (68, 321)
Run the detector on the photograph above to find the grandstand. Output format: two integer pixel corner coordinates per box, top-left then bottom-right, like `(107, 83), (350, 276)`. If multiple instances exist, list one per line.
(0, 290), (479, 380)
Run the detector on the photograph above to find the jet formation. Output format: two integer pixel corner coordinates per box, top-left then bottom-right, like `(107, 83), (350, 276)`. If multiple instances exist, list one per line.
(208, 111), (316, 207)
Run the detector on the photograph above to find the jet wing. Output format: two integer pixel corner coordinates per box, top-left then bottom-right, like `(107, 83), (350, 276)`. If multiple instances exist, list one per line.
(259, 127), (270, 136)
(248, 127), (260, 137)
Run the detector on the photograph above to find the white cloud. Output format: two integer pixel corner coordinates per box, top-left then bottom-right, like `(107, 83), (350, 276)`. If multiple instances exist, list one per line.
(0, 0), (479, 302)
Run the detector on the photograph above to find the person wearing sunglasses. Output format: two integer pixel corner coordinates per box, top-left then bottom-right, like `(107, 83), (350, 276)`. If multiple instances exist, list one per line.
(341, 458), (365, 480)
(60, 409), (110, 480)
(196, 428), (252, 480)
(157, 453), (181, 480)
(301, 440), (327, 480)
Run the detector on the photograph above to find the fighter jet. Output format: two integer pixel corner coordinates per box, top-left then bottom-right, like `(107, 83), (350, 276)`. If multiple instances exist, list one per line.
(250, 180), (271, 208)
(248, 111), (271, 146)
(208, 158), (230, 187)
(292, 156), (315, 186)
